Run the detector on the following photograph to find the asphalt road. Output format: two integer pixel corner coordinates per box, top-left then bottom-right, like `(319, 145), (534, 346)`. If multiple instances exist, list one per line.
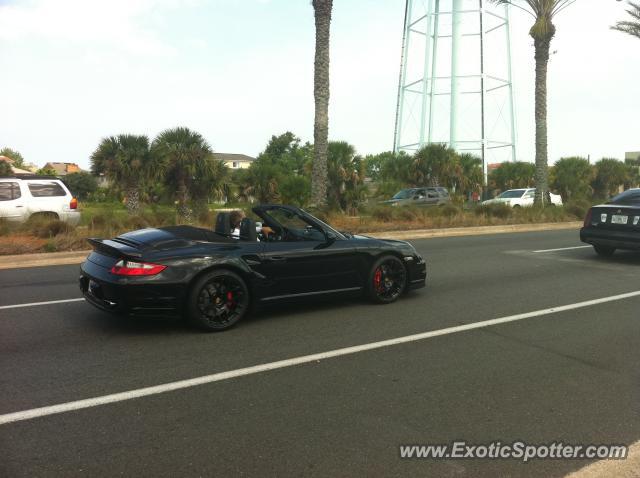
(1, 229), (639, 477)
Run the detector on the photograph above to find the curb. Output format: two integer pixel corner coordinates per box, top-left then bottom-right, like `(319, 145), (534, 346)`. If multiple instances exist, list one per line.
(0, 221), (582, 270)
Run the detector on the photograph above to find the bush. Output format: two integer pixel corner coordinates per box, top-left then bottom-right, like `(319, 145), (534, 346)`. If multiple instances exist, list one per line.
(440, 204), (460, 218)
(63, 172), (98, 200)
(395, 207), (419, 221)
(564, 199), (591, 220)
(371, 206), (394, 222)
(30, 219), (74, 238)
(125, 216), (150, 230)
(474, 203), (512, 219)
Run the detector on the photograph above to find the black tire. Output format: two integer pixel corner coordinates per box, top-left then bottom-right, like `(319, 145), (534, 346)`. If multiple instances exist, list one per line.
(594, 245), (615, 257)
(366, 255), (407, 304)
(512, 205), (520, 209)
(187, 269), (250, 331)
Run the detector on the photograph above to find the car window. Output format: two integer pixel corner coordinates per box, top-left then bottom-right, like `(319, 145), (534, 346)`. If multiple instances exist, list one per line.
(27, 182), (66, 197)
(609, 189), (640, 205)
(392, 189), (416, 200)
(0, 182), (21, 201)
(437, 187), (449, 196)
(523, 190), (535, 199)
(498, 189), (526, 199)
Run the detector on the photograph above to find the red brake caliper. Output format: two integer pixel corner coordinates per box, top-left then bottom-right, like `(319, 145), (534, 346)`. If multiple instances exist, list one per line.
(226, 291), (235, 309)
(374, 268), (382, 292)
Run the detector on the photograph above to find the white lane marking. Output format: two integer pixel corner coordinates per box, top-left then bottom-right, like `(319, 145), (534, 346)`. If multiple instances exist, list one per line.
(533, 245), (592, 253)
(2, 290), (640, 426)
(0, 298), (84, 310)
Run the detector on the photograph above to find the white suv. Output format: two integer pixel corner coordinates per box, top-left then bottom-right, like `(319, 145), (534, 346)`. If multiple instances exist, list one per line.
(0, 176), (81, 225)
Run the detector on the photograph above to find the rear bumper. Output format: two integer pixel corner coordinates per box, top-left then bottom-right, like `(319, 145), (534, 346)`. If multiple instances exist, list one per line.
(580, 227), (640, 250)
(79, 259), (186, 317)
(60, 211), (81, 226)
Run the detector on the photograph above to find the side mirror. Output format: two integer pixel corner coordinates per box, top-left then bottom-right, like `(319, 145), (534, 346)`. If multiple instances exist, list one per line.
(325, 231), (337, 243)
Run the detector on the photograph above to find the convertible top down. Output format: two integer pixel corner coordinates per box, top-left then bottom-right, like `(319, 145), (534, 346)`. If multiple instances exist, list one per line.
(80, 205), (427, 330)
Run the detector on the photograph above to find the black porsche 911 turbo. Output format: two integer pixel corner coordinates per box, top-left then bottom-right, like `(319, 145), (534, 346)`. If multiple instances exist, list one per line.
(80, 204), (427, 331)
(580, 188), (640, 256)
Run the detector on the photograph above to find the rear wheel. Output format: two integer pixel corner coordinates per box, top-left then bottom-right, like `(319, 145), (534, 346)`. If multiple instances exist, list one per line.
(594, 245), (615, 257)
(187, 269), (250, 331)
(367, 255), (407, 304)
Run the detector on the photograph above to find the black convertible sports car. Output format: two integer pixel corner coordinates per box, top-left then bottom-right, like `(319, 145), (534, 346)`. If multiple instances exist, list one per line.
(580, 188), (640, 256)
(80, 205), (427, 330)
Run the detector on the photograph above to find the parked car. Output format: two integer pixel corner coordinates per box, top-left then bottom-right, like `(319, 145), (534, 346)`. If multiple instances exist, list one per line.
(580, 188), (640, 256)
(0, 175), (80, 224)
(80, 204), (427, 331)
(382, 187), (451, 207)
(481, 188), (562, 208)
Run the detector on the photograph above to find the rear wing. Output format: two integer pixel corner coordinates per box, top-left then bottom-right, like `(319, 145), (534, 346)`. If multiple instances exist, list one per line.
(87, 238), (143, 259)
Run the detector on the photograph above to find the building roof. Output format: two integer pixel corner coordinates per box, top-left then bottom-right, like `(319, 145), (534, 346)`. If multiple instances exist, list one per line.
(43, 162), (81, 175)
(213, 153), (256, 163)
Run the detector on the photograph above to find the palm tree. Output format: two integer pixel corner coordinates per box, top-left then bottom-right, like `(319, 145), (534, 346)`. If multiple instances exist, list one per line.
(412, 143), (460, 189)
(612, 1), (640, 40)
(90, 135), (156, 214)
(310, 0), (333, 207)
(492, 0), (575, 205)
(457, 153), (483, 198)
(151, 127), (214, 221)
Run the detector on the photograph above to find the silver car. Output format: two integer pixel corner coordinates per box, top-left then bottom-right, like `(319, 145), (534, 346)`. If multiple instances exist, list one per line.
(383, 187), (451, 207)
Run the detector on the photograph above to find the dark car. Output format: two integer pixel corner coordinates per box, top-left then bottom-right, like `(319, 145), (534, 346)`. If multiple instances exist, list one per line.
(80, 204), (427, 331)
(382, 187), (450, 207)
(580, 189), (640, 256)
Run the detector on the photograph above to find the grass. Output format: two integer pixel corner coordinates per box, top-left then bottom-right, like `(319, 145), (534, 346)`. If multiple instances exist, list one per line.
(0, 200), (586, 255)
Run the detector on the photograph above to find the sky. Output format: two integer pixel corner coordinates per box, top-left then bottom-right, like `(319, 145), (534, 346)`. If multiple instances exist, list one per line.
(0, 0), (638, 170)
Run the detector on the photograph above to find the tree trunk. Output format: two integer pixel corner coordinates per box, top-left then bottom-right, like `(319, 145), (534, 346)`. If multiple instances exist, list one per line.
(176, 175), (191, 222)
(532, 33), (553, 206)
(125, 184), (139, 215)
(311, 0), (332, 207)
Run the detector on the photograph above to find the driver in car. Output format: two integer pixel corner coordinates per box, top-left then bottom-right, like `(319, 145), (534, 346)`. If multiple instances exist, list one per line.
(230, 210), (275, 241)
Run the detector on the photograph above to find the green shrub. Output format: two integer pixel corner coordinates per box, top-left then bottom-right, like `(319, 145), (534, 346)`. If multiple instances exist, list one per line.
(31, 219), (74, 238)
(474, 203), (512, 219)
(395, 207), (419, 221)
(125, 216), (150, 230)
(440, 204), (460, 218)
(372, 206), (394, 222)
(564, 199), (591, 220)
(0, 218), (11, 237)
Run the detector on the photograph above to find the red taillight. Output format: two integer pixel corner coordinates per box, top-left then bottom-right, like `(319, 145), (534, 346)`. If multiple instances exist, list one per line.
(110, 259), (166, 276)
(583, 207), (593, 228)
(70, 197), (78, 209)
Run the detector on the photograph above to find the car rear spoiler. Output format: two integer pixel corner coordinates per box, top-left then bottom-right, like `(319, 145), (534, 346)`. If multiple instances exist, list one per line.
(87, 238), (143, 259)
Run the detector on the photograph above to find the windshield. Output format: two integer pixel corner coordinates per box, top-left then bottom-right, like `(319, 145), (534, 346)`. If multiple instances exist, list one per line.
(498, 189), (526, 199)
(392, 189), (416, 200)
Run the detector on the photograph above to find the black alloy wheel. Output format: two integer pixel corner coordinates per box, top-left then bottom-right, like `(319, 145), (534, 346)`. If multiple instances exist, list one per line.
(367, 255), (407, 304)
(187, 269), (249, 331)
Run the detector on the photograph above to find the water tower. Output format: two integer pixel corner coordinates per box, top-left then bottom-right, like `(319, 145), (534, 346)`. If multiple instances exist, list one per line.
(393, 0), (517, 186)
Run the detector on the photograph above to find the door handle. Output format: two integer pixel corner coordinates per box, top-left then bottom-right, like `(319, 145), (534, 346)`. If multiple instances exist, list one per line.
(15, 205), (24, 208)
(267, 256), (287, 262)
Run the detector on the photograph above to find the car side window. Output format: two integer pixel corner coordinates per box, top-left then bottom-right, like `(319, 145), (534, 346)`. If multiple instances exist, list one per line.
(27, 182), (66, 197)
(523, 191), (535, 199)
(426, 188), (438, 198)
(0, 182), (21, 201)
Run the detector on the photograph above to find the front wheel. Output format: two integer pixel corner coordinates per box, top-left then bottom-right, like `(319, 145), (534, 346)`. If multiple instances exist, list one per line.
(366, 255), (407, 304)
(187, 269), (250, 331)
(594, 245), (615, 257)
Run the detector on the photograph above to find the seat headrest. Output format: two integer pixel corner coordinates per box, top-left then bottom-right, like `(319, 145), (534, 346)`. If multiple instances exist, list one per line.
(239, 217), (257, 241)
(214, 212), (231, 236)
